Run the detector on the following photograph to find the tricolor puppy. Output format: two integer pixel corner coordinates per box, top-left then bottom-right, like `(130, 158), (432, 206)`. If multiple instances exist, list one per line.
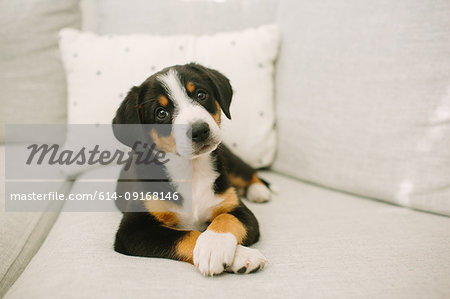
(112, 63), (271, 276)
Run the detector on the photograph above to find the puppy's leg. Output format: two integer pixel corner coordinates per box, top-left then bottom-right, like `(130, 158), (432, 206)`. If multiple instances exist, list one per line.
(114, 212), (201, 264)
(194, 189), (267, 275)
(220, 144), (271, 203)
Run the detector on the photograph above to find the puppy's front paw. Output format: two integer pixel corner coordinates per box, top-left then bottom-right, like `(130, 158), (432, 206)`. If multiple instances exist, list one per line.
(247, 183), (271, 203)
(227, 245), (267, 274)
(193, 230), (237, 276)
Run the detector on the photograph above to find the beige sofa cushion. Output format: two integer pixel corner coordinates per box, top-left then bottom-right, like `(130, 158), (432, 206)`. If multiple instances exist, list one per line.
(0, 0), (81, 142)
(273, 0), (450, 216)
(4, 169), (450, 298)
(97, 0), (277, 35)
(0, 146), (68, 297)
(0, 209), (62, 297)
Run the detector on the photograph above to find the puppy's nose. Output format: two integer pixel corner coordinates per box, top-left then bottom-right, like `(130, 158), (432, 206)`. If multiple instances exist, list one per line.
(187, 121), (210, 142)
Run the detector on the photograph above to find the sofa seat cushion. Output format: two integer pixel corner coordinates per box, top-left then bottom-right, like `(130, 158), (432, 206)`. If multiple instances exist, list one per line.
(5, 169), (450, 298)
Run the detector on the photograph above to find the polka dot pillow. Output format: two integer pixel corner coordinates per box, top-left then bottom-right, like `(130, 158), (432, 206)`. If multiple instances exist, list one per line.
(59, 25), (280, 169)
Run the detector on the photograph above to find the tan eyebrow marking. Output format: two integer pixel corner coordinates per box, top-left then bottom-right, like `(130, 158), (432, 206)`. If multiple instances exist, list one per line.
(158, 95), (169, 107)
(186, 82), (195, 93)
(211, 100), (221, 125)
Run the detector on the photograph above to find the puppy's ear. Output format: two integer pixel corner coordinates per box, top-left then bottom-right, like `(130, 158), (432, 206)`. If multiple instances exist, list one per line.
(113, 86), (141, 124)
(112, 86), (144, 147)
(189, 63), (233, 119)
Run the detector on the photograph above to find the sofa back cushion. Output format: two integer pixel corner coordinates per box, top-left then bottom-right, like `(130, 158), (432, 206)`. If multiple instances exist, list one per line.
(273, 0), (450, 216)
(0, 0), (81, 142)
(97, 0), (278, 35)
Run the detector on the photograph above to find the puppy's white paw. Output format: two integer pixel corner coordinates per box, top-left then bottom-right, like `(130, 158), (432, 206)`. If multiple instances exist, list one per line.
(193, 230), (237, 276)
(247, 183), (271, 203)
(227, 245), (267, 274)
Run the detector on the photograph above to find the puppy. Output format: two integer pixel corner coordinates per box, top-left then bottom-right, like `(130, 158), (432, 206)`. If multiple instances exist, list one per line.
(112, 63), (271, 276)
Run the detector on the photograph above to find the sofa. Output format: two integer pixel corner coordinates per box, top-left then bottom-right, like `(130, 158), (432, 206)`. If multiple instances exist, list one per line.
(1, 0), (449, 298)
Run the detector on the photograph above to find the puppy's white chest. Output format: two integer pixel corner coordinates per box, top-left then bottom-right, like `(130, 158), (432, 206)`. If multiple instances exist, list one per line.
(192, 156), (220, 216)
(165, 154), (222, 230)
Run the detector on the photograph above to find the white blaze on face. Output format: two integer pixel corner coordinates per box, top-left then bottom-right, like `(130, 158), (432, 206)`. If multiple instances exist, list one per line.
(157, 69), (221, 158)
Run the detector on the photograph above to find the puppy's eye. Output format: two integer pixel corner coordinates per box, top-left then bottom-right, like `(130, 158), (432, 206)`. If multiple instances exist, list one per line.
(155, 107), (169, 120)
(196, 90), (208, 101)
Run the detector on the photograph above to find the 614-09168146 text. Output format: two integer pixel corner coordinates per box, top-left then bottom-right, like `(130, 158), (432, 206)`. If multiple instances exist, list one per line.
(9, 191), (179, 201)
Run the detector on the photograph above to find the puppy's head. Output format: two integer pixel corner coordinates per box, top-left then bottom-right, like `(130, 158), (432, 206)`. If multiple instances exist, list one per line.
(112, 63), (233, 158)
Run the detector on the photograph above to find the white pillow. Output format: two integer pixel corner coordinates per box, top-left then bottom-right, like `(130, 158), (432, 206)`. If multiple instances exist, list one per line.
(59, 25), (280, 170)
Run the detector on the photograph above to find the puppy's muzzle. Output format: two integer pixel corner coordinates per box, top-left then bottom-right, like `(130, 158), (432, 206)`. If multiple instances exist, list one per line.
(187, 121), (210, 143)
